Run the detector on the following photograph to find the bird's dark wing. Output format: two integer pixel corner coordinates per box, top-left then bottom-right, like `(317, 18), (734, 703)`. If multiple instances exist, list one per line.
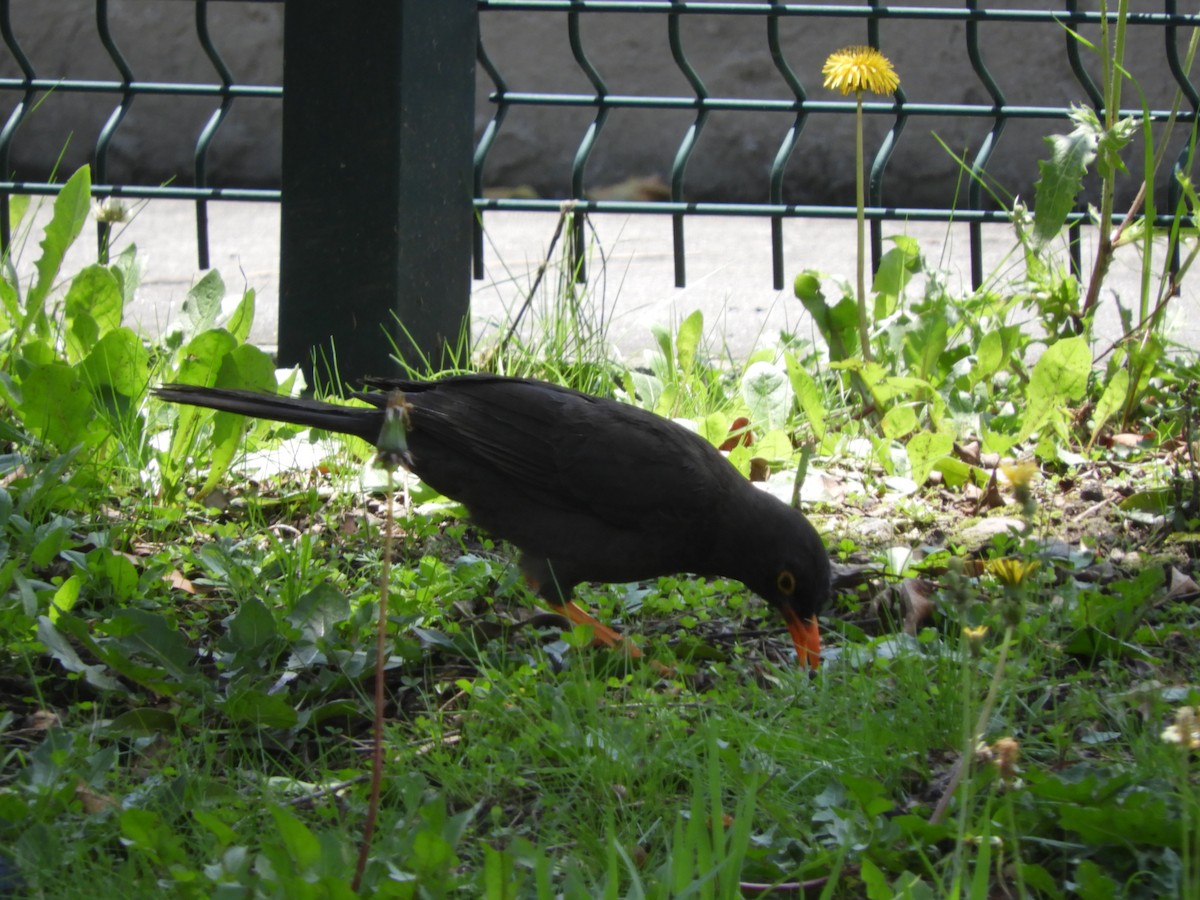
(363, 375), (731, 531)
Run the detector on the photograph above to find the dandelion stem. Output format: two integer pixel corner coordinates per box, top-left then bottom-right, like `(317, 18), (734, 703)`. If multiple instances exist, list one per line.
(854, 90), (871, 361)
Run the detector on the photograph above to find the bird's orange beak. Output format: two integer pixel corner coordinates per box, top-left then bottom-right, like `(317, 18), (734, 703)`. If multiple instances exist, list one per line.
(782, 610), (820, 668)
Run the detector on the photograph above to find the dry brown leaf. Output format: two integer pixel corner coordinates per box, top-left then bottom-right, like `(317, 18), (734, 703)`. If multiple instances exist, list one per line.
(75, 780), (118, 815)
(719, 416), (753, 452)
(955, 441), (982, 467)
(1111, 433), (1151, 448)
(28, 710), (60, 731)
(1166, 567), (1200, 601)
(165, 569), (196, 594)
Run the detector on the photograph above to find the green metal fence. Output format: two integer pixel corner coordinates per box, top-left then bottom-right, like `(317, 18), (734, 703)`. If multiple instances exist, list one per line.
(0, 0), (281, 268)
(0, 1), (1196, 375)
(474, 0), (1199, 290)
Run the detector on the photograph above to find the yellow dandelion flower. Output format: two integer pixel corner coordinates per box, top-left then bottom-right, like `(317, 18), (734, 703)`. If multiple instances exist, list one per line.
(1000, 460), (1039, 489)
(822, 46), (900, 97)
(962, 624), (989, 657)
(987, 558), (1039, 586)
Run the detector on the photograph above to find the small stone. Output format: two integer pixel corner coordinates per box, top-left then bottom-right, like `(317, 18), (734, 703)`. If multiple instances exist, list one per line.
(958, 517), (1028, 545)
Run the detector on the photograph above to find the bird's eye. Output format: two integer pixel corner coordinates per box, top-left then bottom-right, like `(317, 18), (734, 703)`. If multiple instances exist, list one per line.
(776, 570), (796, 594)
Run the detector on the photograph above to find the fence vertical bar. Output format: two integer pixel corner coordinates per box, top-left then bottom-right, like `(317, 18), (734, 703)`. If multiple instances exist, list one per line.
(0, 0), (34, 256)
(278, 0), (478, 386)
(94, 0), (135, 265)
(767, 0), (808, 291)
(474, 36), (510, 280)
(965, 0), (1007, 291)
(668, 3), (710, 288)
(567, 10), (609, 285)
(866, 2), (905, 275)
(193, 0), (234, 272)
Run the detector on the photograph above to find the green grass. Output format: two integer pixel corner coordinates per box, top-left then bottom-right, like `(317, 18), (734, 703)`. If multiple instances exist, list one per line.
(2, 163), (1200, 896)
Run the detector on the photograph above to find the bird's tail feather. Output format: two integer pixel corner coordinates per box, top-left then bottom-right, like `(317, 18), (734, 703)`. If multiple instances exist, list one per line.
(153, 385), (386, 445)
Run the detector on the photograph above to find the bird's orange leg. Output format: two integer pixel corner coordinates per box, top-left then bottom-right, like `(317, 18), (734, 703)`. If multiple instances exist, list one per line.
(552, 599), (643, 658)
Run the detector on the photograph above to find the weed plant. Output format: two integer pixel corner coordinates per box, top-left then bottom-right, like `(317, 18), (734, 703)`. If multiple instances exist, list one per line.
(0, 85), (1198, 897)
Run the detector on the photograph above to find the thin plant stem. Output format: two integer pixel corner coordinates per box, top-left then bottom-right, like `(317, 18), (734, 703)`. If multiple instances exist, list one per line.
(352, 470), (395, 893)
(855, 90), (872, 362)
(930, 624), (1015, 826)
(498, 201), (574, 355)
(1082, 0), (1127, 320)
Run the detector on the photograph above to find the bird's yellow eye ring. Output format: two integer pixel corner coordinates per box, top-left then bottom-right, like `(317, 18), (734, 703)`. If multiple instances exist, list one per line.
(776, 570), (796, 595)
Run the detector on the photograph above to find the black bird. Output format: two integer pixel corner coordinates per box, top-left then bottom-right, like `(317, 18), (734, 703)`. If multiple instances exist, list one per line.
(154, 374), (830, 665)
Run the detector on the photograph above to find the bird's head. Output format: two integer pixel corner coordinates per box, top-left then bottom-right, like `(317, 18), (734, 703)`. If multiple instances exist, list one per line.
(737, 493), (831, 668)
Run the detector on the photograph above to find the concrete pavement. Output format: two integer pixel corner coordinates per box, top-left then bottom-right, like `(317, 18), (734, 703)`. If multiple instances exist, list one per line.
(8, 197), (1197, 362)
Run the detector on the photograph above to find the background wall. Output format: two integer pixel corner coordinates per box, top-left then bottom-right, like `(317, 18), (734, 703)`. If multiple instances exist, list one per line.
(0, 1), (1193, 209)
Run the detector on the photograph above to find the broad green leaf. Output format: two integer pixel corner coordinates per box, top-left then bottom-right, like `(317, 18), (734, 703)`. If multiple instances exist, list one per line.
(981, 423), (1016, 456)
(119, 809), (170, 854)
(102, 608), (195, 681)
(172, 327), (238, 386)
(1032, 128), (1096, 249)
(7, 193), (28, 230)
(0, 278), (18, 330)
(287, 584), (351, 642)
(754, 428), (794, 461)
(223, 687), (299, 730)
(1090, 367), (1129, 446)
(872, 241), (920, 318)
(108, 243), (141, 310)
(198, 343), (280, 496)
(36, 615), (123, 691)
(901, 314), (948, 383)
(651, 323), (672, 368)
(105, 708), (179, 736)
(225, 288), (256, 343)
(179, 269), (227, 339)
(30, 520), (70, 568)
(970, 330), (1006, 385)
(741, 360), (792, 430)
(19, 362), (96, 449)
(795, 271), (854, 362)
(698, 412), (731, 448)
(163, 328), (239, 483)
(93, 549), (139, 603)
(1118, 487), (1171, 515)
(412, 829), (457, 872)
(675, 309), (703, 375)
(1018, 336), (1091, 442)
(483, 844), (514, 900)
(933, 456), (986, 489)
(880, 405), (918, 440)
(63, 264), (123, 361)
(26, 166), (91, 321)
(784, 352), (826, 440)
(627, 370), (662, 415)
(654, 382), (678, 419)
(80, 327), (151, 400)
(217, 342), (276, 390)
(268, 806), (322, 868)
(49, 574), (83, 622)
(1070, 860), (1120, 900)
(225, 597), (278, 655)
(906, 430), (955, 487)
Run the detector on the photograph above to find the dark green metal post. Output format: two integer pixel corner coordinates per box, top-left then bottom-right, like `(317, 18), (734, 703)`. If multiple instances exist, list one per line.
(278, 1), (477, 387)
